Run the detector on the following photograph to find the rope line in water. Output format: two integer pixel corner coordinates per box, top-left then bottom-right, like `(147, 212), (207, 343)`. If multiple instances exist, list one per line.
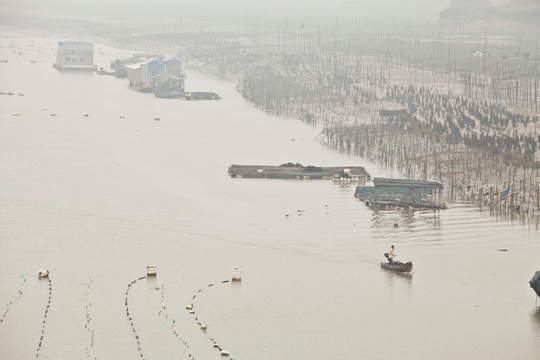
(188, 278), (236, 359)
(83, 277), (96, 359)
(125, 276), (147, 360)
(36, 277), (52, 357)
(0, 274), (26, 324)
(158, 283), (194, 359)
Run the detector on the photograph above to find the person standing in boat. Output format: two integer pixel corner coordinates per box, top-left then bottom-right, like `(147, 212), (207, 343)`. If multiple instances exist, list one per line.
(387, 245), (395, 265)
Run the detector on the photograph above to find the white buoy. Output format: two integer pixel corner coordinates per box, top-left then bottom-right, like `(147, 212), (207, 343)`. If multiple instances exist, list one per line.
(38, 269), (49, 278)
(220, 350), (230, 356)
(147, 264), (157, 276)
(119, 115), (126, 118)
(186, 304), (193, 310)
(232, 268), (242, 281)
(200, 324), (207, 330)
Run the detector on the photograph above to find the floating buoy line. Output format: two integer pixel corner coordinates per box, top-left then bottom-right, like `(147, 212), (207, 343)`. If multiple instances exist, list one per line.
(0, 274), (26, 324)
(36, 275), (52, 357)
(2, 269), (239, 358)
(189, 278), (235, 358)
(83, 277), (96, 359)
(125, 276), (147, 360)
(158, 283), (193, 359)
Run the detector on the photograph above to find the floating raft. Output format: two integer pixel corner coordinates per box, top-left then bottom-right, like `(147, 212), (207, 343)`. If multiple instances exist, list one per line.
(183, 92), (220, 100)
(355, 178), (446, 210)
(228, 164), (370, 180)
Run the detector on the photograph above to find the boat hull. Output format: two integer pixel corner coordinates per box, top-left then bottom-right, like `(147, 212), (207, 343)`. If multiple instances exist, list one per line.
(530, 271), (540, 297)
(380, 261), (413, 273)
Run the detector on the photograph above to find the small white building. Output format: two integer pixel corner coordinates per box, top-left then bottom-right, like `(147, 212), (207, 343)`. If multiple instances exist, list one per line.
(53, 40), (95, 71)
(126, 59), (167, 92)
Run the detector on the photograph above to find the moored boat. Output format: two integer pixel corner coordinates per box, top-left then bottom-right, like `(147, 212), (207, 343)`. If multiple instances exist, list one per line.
(380, 261), (413, 273)
(154, 90), (184, 99)
(530, 271), (540, 297)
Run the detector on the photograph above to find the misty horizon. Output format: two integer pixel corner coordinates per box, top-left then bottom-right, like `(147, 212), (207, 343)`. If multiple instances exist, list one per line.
(1, 0), (450, 27)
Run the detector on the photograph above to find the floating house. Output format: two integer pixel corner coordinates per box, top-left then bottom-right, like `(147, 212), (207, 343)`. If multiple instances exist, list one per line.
(110, 53), (220, 99)
(355, 178), (446, 209)
(163, 57), (183, 75)
(111, 57), (141, 77)
(126, 59), (167, 92)
(53, 40), (95, 71)
(110, 53), (165, 78)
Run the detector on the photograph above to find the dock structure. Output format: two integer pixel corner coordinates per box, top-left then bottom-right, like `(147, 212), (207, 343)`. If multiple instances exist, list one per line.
(355, 178), (446, 210)
(228, 164), (370, 181)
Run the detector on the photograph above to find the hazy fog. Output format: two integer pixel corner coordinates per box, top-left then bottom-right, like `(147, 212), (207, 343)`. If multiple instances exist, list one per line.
(1, 0), (451, 26)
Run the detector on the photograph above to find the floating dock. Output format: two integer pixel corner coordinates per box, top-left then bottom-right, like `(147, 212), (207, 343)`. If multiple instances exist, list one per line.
(355, 178), (446, 210)
(228, 164), (370, 180)
(183, 92), (220, 100)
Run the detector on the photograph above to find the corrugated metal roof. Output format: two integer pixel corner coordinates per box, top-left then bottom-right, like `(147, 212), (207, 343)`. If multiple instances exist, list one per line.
(373, 178), (443, 189)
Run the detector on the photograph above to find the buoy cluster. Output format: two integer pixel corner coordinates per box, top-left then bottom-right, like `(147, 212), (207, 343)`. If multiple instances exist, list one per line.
(158, 283), (193, 359)
(125, 276), (147, 360)
(1, 274), (26, 324)
(84, 277), (96, 359)
(188, 279), (234, 358)
(36, 275), (52, 357)
(4, 268), (240, 358)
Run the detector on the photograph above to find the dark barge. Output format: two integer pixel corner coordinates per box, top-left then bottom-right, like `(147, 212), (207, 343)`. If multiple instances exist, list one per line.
(228, 164), (370, 181)
(355, 178), (446, 210)
(530, 271), (540, 298)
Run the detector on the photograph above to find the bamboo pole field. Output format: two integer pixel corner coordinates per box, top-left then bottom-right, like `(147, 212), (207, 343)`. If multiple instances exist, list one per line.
(111, 19), (540, 222)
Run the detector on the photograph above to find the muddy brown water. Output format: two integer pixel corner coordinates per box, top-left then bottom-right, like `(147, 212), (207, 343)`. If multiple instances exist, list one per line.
(0, 37), (539, 360)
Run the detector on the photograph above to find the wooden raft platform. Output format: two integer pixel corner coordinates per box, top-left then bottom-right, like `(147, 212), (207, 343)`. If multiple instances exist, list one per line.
(355, 178), (446, 210)
(228, 164), (370, 180)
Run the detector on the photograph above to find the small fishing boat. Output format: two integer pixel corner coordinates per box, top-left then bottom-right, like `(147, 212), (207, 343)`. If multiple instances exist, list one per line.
(380, 261), (413, 273)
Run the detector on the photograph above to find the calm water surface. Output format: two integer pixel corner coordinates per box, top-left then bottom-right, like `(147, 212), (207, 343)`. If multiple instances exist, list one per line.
(1, 36), (539, 360)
